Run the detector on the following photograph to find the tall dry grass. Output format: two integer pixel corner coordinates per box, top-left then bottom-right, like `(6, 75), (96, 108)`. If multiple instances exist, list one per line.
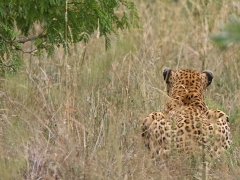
(1, 0), (240, 179)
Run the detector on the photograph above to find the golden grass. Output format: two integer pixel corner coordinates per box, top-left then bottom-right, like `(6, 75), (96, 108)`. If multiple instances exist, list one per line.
(1, 0), (240, 179)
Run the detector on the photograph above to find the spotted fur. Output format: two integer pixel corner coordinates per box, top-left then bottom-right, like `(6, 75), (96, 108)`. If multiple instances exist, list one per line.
(141, 68), (231, 159)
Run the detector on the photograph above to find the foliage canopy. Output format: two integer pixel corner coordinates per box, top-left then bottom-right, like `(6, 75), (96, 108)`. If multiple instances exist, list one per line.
(0, 0), (139, 74)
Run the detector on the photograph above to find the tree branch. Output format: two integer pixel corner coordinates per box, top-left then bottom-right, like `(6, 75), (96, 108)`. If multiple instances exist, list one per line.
(119, 0), (127, 7)
(0, 34), (38, 54)
(15, 33), (47, 44)
(67, 2), (84, 5)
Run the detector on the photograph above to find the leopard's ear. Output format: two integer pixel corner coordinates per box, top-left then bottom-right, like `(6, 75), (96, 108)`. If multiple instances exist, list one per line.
(163, 67), (172, 84)
(202, 70), (213, 86)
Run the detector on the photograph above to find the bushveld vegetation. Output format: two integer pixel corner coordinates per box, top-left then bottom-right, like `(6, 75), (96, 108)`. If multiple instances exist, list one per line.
(1, 0), (240, 179)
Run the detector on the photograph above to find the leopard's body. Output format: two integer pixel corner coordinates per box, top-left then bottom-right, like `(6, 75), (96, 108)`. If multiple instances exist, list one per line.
(141, 68), (231, 159)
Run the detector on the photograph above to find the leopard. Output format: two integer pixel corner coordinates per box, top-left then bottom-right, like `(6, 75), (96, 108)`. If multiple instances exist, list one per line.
(141, 68), (231, 160)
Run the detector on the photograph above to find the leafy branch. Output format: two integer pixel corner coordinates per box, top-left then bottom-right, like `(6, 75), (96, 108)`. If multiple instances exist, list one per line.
(0, 0), (139, 75)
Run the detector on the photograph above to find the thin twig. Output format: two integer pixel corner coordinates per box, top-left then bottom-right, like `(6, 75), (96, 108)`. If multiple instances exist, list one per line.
(119, 0), (127, 7)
